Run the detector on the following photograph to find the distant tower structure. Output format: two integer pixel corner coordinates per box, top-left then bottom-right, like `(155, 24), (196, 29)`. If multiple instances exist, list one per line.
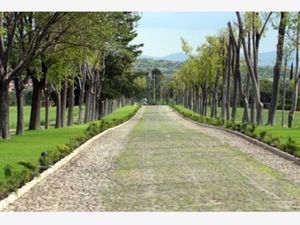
(150, 68), (163, 104)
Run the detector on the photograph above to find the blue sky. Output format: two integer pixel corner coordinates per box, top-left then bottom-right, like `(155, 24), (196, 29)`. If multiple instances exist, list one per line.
(133, 12), (278, 57)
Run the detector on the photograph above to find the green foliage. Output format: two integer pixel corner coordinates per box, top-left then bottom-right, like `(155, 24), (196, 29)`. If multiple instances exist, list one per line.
(18, 161), (37, 171)
(2, 162), (39, 192)
(134, 58), (183, 80)
(281, 137), (300, 155)
(4, 165), (13, 178)
(259, 131), (268, 141)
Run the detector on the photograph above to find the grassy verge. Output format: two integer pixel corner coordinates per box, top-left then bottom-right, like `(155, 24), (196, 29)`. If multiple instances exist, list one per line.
(9, 106), (80, 129)
(0, 105), (140, 199)
(217, 106), (300, 128)
(172, 104), (300, 158)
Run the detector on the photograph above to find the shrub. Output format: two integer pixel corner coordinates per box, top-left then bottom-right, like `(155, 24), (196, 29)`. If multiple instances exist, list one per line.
(281, 137), (299, 155)
(84, 123), (100, 138)
(249, 124), (257, 133)
(264, 133), (273, 145)
(249, 133), (258, 139)
(239, 123), (256, 136)
(240, 123), (248, 134)
(56, 144), (71, 158)
(3, 162), (39, 192)
(18, 161), (37, 172)
(225, 121), (233, 129)
(259, 131), (268, 141)
(4, 165), (13, 178)
(269, 136), (281, 148)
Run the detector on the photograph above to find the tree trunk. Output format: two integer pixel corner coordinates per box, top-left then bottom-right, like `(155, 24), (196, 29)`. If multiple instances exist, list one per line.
(60, 80), (67, 127)
(281, 54), (288, 127)
(67, 81), (74, 126)
(288, 13), (300, 128)
(188, 89), (192, 109)
(238, 70), (250, 124)
(55, 90), (61, 128)
(201, 84), (208, 116)
(221, 59), (227, 119)
(78, 87), (85, 125)
(0, 79), (10, 139)
(84, 86), (92, 123)
(231, 43), (238, 121)
(237, 12), (264, 125)
(250, 93), (256, 124)
(15, 78), (24, 135)
(78, 62), (87, 124)
(45, 94), (49, 129)
(268, 12), (287, 126)
(225, 39), (231, 121)
(44, 84), (50, 129)
(211, 71), (220, 118)
(288, 79), (299, 128)
(29, 77), (43, 130)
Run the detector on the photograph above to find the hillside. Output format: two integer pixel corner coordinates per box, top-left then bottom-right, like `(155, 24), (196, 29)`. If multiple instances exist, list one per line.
(135, 58), (275, 81)
(140, 52), (187, 62)
(134, 58), (183, 79)
(140, 51), (281, 66)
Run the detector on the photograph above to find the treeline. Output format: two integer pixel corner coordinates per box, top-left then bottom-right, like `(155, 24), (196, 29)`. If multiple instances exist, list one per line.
(134, 58), (183, 79)
(0, 12), (145, 139)
(171, 12), (300, 127)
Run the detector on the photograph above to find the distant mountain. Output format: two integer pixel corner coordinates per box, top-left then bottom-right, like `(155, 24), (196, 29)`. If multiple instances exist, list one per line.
(136, 51), (283, 81)
(258, 51), (276, 66)
(140, 52), (188, 62)
(141, 51), (278, 65)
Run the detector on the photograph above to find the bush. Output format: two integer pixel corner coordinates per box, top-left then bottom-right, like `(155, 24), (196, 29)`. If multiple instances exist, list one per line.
(3, 162), (38, 192)
(239, 123), (257, 136)
(259, 131), (268, 141)
(270, 136), (281, 148)
(84, 123), (100, 138)
(281, 137), (300, 155)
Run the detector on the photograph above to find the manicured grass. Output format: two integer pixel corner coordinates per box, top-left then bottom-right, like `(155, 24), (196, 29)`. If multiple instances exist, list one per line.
(255, 126), (300, 148)
(226, 107), (300, 128)
(177, 105), (300, 149)
(9, 106), (80, 129)
(216, 107), (300, 148)
(103, 105), (140, 122)
(0, 105), (139, 181)
(227, 107), (300, 148)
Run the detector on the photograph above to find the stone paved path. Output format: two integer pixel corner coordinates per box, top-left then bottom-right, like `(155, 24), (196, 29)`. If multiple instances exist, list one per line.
(3, 107), (145, 211)
(3, 106), (300, 211)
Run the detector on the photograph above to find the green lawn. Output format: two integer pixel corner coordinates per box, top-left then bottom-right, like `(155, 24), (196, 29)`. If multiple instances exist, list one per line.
(227, 107), (300, 128)
(0, 105), (138, 180)
(9, 106), (80, 130)
(225, 107), (300, 147)
(178, 105), (300, 149)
